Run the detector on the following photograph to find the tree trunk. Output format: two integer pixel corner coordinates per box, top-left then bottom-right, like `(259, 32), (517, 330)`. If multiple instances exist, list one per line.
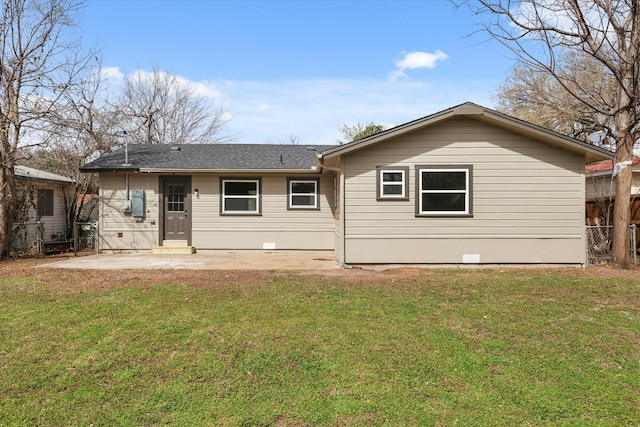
(0, 162), (17, 259)
(612, 166), (632, 267)
(611, 119), (634, 267)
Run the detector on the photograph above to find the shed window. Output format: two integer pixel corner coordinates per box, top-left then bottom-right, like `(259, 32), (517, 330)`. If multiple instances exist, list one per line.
(222, 179), (260, 214)
(37, 189), (54, 217)
(417, 166), (472, 216)
(377, 167), (409, 200)
(288, 178), (319, 209)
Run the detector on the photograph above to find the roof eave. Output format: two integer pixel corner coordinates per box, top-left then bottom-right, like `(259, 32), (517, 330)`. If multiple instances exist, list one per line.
(472, 107), (612, 163)
(586, 167), (640, 177)
(15, 165), (75, 184)
(93, 167), (323, 174)
(16, 176), (74, 186)
(79, 167), (140, 173)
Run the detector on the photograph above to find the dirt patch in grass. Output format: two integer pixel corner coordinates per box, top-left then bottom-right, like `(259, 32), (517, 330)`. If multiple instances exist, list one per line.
(1, 254), (638, 295)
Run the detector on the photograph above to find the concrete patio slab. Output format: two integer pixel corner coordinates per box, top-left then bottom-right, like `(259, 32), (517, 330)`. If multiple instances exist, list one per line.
(40, 251), (341, 270)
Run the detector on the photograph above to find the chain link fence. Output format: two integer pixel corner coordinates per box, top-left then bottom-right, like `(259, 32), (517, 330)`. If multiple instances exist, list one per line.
(74, 221), (98, 254)
(586, 224), (637, 266)
(11, 222), (44, 256)
(10, 221), (98, 256)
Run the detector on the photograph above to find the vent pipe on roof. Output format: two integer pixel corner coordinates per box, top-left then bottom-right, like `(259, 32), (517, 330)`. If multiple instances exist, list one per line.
(120, 131), (131, 167)
(117, 130), (131, 201)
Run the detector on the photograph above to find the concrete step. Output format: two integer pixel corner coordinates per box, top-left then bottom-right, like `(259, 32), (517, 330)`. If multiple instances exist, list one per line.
(162, 240), (189, 248)
(150, 246), (196, 255)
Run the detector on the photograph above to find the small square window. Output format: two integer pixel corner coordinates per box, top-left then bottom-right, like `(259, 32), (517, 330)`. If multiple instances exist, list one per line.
(288, 178), (319, 209)
(377, 167), (409, 200)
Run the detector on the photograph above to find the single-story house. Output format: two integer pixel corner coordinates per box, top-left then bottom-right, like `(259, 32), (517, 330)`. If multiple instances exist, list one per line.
(13, 165), (74, 252)
(81, 102), (612, 265)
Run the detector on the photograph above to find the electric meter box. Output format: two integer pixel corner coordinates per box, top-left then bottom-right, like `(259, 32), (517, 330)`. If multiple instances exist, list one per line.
(131, 189), (145, 220)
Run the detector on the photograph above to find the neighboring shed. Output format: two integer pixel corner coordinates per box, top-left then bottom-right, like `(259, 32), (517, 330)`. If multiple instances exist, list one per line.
(13, 165), (74, 252)
(82, 102), (611, 265)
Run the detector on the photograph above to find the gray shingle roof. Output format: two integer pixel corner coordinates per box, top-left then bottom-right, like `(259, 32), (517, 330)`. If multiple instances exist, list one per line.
(80, 144), (335, 172)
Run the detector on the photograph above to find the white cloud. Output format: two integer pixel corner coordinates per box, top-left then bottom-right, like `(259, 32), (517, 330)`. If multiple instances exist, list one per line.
(175, 75), (221, 99)
(253, 101), (270, 112)
(389, 50), (448, 80)
(123, 69), (222, 100)
(97, 66), (124, 81)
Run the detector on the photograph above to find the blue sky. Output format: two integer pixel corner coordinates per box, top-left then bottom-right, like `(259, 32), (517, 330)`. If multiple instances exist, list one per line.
(79, 0), (515, 145)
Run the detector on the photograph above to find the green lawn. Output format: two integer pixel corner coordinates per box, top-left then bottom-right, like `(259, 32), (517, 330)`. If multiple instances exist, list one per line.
(1, 269), (639, 426)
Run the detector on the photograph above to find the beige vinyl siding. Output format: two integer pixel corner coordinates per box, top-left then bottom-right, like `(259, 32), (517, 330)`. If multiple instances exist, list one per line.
(25, 184), (69, 241)
(191, 173), (334, 251)
(98, 172), (335, 252)
(342, 117), (587, 264)
(99, 173), (160, 252)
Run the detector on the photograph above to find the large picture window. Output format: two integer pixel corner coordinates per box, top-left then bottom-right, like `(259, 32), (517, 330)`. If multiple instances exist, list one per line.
(221, 179), (260, 214)
(417, 166), (472, 216)
(377, 166), (409, 200)
(288, 178), (319, 209)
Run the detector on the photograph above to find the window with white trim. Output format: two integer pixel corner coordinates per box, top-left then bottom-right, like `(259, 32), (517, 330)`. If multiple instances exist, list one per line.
(417, 166), (472, 216)
(288, 178), (319, 209)
(377, 167), (409, 199)
(221, 179), (260, 214)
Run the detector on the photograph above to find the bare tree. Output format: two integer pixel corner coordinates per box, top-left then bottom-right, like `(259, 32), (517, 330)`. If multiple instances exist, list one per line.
(495, 53), (617, 142)
(118, 67), (229, 145)
(0, 0), (93, 258)
(463, 0), (640, 267)
(29, 64), (123, 237)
